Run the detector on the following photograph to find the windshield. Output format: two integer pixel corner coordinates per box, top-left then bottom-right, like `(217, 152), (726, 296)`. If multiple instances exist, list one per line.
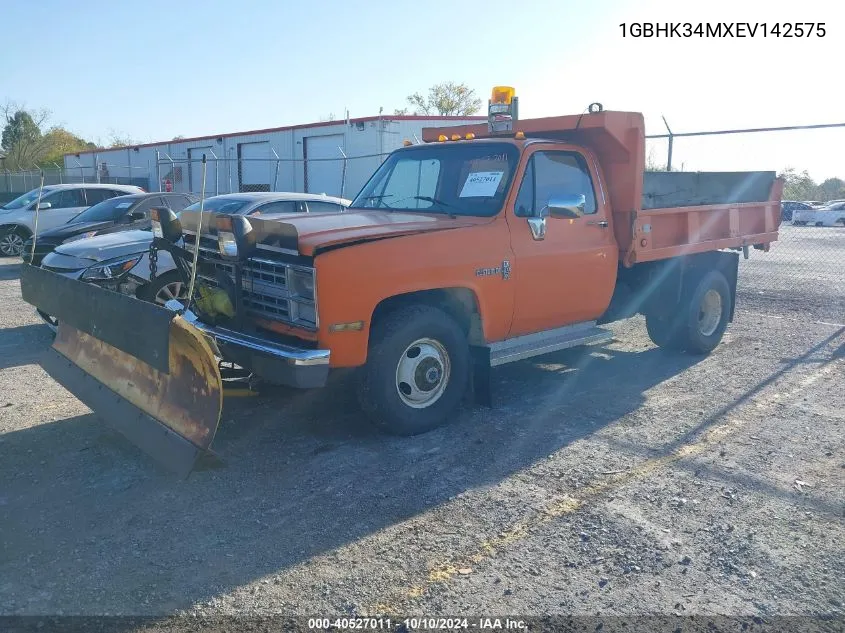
(72, 196), (139, 223)
(182, 198), (251, 215)
(1, 188), (54, 210)
(351, 142), (521, 217)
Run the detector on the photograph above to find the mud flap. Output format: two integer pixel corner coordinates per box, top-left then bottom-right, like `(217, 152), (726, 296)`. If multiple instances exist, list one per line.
(20, 265), (223, 476)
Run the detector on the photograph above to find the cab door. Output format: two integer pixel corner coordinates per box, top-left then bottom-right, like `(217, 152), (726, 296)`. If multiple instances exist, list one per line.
(506, 145), (618, 337)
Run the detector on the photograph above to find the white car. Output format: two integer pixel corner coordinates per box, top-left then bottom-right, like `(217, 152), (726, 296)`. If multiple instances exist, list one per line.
(0, 183), (144, 256)
(792, 201), (845, 227)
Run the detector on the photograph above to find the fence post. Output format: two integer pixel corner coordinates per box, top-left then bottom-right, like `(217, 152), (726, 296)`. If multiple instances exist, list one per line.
(53, 163), (63, 184)
(271, 148), (281, 192)
(338, 147), (348, 199)
(661, 116), (674, 171)
(155, 151), (162, 191)
(94, 153), (100, 183)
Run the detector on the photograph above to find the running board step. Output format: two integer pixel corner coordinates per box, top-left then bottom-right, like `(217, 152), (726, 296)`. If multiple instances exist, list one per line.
(487, 321), (613, 367)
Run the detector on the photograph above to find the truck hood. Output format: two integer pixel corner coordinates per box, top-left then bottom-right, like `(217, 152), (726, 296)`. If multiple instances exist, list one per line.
(53, 229), (153, 263)
(181, 209), (492, 256)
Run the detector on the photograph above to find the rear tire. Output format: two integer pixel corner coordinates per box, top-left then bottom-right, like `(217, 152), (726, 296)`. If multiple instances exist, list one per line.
(645, 313), (683, 350)
(357, 305), (469, 436)
(673, 270), (732, 355)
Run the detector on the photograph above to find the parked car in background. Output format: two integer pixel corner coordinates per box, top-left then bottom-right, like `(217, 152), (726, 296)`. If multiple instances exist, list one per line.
(780, 200), (814, 221)
(22, 192), (198, 265)
(803, 200), (825, 208)
(0, 183), (144, 256)
(792, 201), (845, 226)
(37, 192), (350, 328)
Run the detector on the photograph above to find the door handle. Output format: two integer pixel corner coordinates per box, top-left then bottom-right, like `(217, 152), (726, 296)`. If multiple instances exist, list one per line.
(587, 220), (609, 228)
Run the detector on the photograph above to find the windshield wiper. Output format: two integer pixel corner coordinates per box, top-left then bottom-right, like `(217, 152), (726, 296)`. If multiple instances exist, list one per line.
(358, 194), (395, 208)
(411, 196), (459, 218)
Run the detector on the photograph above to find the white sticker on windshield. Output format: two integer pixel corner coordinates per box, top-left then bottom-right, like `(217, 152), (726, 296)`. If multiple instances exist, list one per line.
(459, 171), (503, 198)
(115, 202), (133, 209)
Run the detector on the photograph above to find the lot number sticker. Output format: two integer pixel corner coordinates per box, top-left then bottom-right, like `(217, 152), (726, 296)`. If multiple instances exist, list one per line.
(460, 171), (503, 198)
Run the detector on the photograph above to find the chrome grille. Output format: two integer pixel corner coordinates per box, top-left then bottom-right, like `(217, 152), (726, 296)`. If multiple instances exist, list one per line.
(185, 235), (315, 328)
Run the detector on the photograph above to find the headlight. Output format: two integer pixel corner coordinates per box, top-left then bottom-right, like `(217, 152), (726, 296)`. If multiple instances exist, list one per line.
(287, 267), (315, 300)
(62, 231), (97, 244)
(81, 254), (142, 281)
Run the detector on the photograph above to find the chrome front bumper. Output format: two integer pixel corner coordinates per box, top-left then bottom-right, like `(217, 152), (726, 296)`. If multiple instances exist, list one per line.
(171, 301), (330, 389)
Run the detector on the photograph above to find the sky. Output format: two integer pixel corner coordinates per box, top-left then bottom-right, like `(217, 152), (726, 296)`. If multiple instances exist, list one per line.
(1, 0), (842, 181)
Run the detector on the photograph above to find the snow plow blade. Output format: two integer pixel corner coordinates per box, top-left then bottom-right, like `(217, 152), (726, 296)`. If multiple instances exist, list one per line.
(20, 264), (222, 476)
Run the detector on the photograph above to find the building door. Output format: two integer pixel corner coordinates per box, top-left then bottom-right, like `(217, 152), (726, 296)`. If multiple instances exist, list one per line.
(238, 141), (271, 192)
(188, 146), (218, 196)
(304, 134), (344, 196)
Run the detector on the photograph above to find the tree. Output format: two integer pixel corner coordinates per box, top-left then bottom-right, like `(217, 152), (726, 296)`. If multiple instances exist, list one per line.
(818, 177), (845, 201)
(778, 167), (819, 201)
(1, 103), (51, 169)
(39, 127), (96, 166)
(172, 135), (185, 141)
(402, 82), (482, 116)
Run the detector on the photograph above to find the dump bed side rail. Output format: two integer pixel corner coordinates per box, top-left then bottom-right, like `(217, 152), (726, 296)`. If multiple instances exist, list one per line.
(624, 177), (783, 266)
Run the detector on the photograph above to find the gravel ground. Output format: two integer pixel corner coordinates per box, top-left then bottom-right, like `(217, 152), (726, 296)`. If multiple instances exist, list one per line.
(0, 226), (843, 627)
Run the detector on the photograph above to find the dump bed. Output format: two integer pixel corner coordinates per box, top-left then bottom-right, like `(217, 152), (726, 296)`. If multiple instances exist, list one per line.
(423, 111), (782, 268)
(629, 170), (782, 266)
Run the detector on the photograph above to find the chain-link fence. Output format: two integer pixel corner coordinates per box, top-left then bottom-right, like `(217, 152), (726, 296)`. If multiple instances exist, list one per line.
(1, 163), (150, 204)
(152, 152), (391, 200)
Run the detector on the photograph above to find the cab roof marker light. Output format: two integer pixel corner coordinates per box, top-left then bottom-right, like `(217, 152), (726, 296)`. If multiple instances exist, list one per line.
(465, 133), (475, 140)
(451, 134), (461, 141)
(437, 134), (448, 142)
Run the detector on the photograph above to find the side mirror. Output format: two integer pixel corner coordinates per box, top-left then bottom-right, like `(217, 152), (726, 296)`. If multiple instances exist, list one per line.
(216, 214), (256, 260)
(546, 194), (586, 219)
(151, 207), (182, 242)
(128, 211), (146, 222)
(33, 201), (51, 211)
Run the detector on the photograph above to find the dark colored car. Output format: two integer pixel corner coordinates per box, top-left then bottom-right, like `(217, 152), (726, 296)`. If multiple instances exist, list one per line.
(780, 200), (814, 222)
(22, 192), (197, 265)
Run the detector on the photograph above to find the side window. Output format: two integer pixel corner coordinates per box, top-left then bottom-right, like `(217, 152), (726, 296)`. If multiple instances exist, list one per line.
(253, 200), (297, 214)
(130, 197), (160, 219)
(165, 195), (193, 212)
(514, 160), (535, 217)
(305, 201), (344, 213)
(513, 151), (597, 217)
(84, 189), (115, 205)
(52, 189), (87, 209)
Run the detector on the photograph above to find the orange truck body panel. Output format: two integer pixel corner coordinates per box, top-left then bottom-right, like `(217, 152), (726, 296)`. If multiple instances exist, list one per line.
(230, 111), (781, 370)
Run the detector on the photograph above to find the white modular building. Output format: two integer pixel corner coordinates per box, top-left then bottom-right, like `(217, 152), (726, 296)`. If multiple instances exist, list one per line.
(63, 115), (485, 199)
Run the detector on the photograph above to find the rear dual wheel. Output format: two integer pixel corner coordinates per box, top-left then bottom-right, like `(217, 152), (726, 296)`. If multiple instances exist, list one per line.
(646, 270), (732, 355)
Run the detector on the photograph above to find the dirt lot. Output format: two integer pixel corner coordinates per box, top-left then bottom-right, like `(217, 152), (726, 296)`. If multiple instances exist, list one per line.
(0, 225), (843, 626)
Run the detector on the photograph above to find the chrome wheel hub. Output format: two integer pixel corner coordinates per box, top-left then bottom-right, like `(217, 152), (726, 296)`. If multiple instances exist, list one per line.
(698, 289), (722, 337)
(395, 337), (451, 409)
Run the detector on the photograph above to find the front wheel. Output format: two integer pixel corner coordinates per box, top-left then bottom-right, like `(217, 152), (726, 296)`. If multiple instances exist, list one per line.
(0, 229), (27, 257)
(357, 305), (470, 436)
(140, 271), (188, 306)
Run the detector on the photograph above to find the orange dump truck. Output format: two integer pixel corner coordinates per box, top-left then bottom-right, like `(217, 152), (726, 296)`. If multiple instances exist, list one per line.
(20, 87), (781, 472)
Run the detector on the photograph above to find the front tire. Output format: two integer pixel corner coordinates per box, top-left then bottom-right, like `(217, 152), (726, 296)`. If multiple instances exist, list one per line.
(357, 305), (470, 436)
(140, 271), (188, 306)
(0, 228), (27, 257)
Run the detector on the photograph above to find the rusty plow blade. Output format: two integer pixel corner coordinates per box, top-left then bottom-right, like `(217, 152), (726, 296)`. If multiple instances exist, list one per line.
(20, 265), (223, 476)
